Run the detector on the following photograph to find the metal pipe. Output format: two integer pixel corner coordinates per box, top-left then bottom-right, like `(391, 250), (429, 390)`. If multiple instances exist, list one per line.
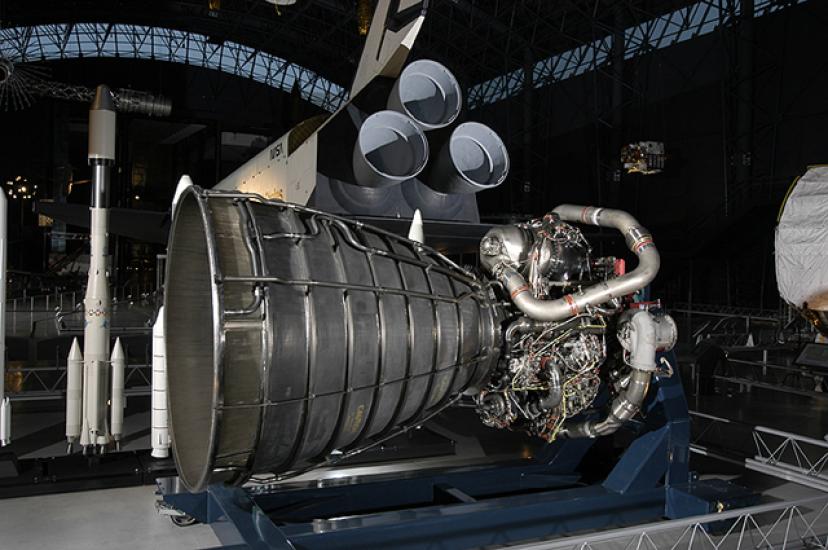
(387, 59), (462, 131)
(427, 122), (509, 194)
(491, 206), (659, 322)
(562, 310), (663, 438)
(352, 110), (429, 188)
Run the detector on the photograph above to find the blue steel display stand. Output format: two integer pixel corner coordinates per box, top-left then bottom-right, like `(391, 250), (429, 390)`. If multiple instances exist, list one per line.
(159, 351), (754, 549)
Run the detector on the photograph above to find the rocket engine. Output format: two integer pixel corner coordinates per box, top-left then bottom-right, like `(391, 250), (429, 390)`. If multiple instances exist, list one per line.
(164, 190), (676, 491)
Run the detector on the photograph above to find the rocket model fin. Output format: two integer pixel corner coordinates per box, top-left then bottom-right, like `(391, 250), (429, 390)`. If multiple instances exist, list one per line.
(351, 0), (428, 98)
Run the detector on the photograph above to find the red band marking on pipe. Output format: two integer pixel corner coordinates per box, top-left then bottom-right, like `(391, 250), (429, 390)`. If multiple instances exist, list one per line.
(511, 285), (530, 299)
(564, 294), (579, 316)
(633, 237), (653, 253)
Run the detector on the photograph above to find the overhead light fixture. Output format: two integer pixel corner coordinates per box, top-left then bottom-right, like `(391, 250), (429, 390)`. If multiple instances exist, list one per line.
(358, 0), (371, 36)
(265, 0), (297, 14)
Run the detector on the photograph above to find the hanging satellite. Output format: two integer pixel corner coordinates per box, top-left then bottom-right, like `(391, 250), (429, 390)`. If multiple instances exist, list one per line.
(776, 166), (828, 338)
(0, 57), (171, 115)
(0, 58), (47, 111)
(621, 141), (666, 175)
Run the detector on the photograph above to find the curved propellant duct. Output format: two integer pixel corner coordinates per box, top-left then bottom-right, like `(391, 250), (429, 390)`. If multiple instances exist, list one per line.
(486, 206), (660, 322)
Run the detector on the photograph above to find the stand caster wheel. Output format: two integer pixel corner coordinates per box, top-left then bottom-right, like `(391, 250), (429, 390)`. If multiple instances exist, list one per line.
(171, 514), (197, 527)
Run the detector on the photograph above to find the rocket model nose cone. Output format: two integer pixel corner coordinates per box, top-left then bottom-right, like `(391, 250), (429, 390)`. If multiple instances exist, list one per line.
(91, 85), (116, 112)
(154, 306), (165, 335)
(111, 337), (125, 361)
(69, 337), (83, 360)
(408, 209), (424, 244)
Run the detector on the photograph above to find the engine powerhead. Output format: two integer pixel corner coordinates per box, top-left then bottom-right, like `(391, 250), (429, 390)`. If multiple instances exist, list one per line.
(476, 209), (677, 441)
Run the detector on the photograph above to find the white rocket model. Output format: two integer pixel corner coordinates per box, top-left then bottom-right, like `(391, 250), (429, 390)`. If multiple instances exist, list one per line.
(0, 192), (9, 447)
(65, 338), (82, 448)
(110, 338), (125, 449)
(66, 85), (123, 454)
(151, 306), (170, 458)
(150, 175), (191, 459)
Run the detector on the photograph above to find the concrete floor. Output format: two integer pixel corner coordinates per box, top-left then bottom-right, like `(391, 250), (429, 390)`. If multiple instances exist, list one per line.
(1, 361), (827, 548)
(0, 462), (822, 549)
(0, 485), (220, 550)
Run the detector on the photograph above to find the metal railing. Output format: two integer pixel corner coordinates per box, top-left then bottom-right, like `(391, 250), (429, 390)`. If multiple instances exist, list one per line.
(671, 303), (784, 348)
(716, 355), (827, 400)
(6, 362), (151, 402)
(511, 494), (828, 550)
(2, 289), (157, 338)
(749, 426), (828, 492)
(690, 411), (828, 492)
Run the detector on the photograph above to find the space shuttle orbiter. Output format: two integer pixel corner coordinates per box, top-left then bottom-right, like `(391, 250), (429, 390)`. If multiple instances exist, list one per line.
(38, 0), (510, 236)
(213, 0), (510, 223)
